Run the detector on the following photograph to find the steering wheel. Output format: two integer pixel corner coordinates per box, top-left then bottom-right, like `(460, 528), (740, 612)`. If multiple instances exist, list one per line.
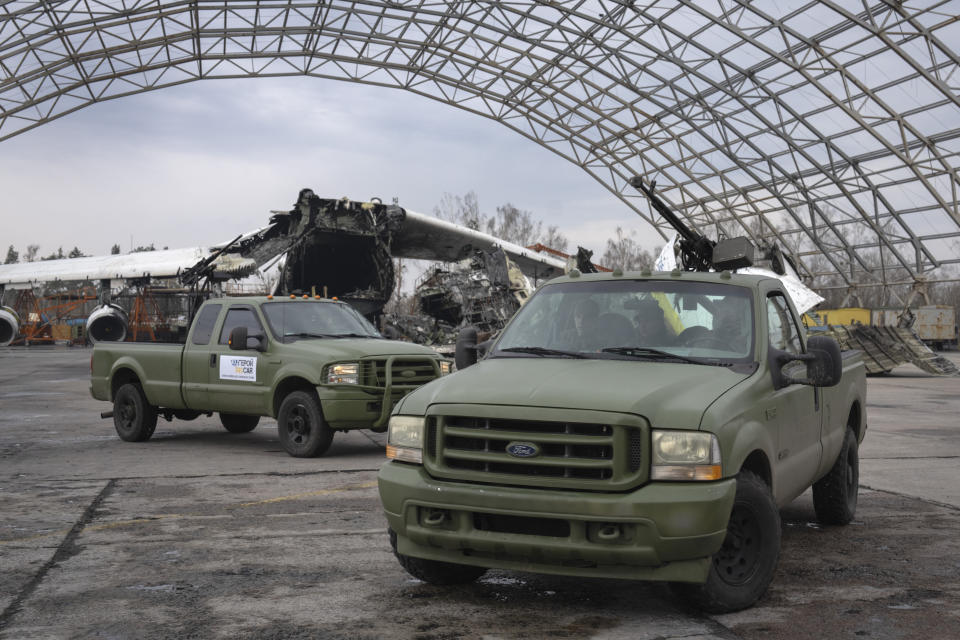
(687, 336), (729, 350)
(677, 325), (710, 344)
(678, 326), (727, 350)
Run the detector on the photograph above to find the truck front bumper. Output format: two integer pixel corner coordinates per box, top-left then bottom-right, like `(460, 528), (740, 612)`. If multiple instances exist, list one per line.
(317, 387), (421, 430)
(318, 356), (443, 430)
(378, 461), (736, 583)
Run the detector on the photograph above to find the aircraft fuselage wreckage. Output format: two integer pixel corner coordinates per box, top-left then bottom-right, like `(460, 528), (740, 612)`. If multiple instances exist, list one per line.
(0, 189), (566, 346)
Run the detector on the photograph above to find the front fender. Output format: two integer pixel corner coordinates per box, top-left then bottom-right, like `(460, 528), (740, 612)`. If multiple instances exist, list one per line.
(719, 417), (778, 494)
(273, 362), (323, 388)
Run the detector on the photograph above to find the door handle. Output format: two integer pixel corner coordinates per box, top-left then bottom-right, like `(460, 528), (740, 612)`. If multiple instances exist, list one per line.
(210, 354), (217, 367)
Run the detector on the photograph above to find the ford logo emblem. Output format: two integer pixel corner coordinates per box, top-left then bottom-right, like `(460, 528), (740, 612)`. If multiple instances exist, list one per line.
(506, 441), (540, 458)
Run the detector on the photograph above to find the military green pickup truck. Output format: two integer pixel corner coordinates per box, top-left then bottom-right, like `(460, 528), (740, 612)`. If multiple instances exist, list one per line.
(90, 296), (451, 457)
(379, 270), (866, 612)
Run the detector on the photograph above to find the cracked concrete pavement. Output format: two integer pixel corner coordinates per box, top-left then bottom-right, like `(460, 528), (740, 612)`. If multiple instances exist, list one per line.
(0, 347), (958, 639)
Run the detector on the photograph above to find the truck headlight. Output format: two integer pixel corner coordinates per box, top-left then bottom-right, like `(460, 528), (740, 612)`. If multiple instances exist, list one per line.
(439, 361), (453, 375)
(327, 363), (359, 384)
(386, 415), (425, 464)
(651, 430), (722, 481)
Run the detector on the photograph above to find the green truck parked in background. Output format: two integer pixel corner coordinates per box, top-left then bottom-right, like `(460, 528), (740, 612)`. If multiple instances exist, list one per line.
(379, 269), (866, 613)
(90, 295), (451, 457)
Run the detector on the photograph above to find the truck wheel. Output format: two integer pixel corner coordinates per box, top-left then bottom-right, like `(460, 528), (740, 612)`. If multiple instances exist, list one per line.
(812, 427), (859, 525)
(389, 529), (486, 585)
(276, 390), (333, 457)
(113, 383), (158, 443)
(220, 413), (259, 433)
(674, 470), (780, 613)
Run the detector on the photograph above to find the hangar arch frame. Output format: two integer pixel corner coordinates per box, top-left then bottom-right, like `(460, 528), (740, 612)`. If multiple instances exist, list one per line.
(2, 0), (959, 296)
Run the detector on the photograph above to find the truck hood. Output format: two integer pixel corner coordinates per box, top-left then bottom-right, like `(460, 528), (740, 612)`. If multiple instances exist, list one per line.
(402, 357), (752, 429)
(279, 338), (440, 360)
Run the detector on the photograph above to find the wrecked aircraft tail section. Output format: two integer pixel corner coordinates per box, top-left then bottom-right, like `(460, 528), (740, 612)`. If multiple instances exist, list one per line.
(815, 324), (959, 376)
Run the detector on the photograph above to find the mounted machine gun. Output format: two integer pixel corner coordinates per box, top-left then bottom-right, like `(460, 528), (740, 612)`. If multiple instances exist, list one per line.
(628, 176), (759, 273)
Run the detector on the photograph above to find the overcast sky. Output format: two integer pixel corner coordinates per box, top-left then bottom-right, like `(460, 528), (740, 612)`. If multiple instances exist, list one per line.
(0, 77), (659, 260)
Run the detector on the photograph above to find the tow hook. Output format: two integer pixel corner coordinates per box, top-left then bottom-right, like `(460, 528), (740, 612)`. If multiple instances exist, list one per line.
(596, 524), (622, 541)
(422, 509), (449, 526)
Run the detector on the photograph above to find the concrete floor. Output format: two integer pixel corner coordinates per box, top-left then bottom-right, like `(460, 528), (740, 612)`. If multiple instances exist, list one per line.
(0, 347), (957, 639)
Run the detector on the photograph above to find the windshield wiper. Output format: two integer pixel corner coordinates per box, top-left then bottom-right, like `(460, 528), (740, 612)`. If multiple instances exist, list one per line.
(499, 346), (586, 359)
(284, 332), (380, 341)
(600, 346), (708, 365)
(283, 332), (339, 341)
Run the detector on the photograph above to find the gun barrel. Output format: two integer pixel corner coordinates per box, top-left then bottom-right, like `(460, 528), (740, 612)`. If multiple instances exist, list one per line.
(627, 177), (699, 244)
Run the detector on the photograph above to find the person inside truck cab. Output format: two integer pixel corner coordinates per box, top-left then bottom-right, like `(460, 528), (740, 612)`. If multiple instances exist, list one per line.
(564, 298), (601, 351)
(633, 298), (671, 346)
(712, 296), (751, 354)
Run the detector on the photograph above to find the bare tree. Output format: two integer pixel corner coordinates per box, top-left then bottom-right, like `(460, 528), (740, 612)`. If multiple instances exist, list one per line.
(540, 225), (569, 253)
(485, 203), (542, 247)
(41, 247), (65, 261)
(433, 191), (482, 230)
(601, 227), (653, 271)
(433, 192), (569, 251)
(24, 244), (39, 262)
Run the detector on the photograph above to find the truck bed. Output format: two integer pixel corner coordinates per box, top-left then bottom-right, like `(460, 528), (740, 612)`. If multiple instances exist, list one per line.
(90, 341), (186, 409)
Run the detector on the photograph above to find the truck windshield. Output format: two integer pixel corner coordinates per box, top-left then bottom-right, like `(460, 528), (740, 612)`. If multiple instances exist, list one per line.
(493, 279), (754, 362)
(261, 302), (381, 342)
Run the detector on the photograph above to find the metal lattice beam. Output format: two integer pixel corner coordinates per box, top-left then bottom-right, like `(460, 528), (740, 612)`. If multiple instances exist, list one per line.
(2, 0), (959, 289)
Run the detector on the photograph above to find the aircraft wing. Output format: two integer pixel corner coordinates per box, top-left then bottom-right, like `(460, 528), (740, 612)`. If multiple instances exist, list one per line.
(0, 247), (255, 287)
(393, 209), (567, 280)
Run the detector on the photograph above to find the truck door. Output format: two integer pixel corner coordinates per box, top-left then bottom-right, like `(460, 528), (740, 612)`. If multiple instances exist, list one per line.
(182, 303), (222, 410)
(206, 305), (275, 415)
(766, 293), (822, 503)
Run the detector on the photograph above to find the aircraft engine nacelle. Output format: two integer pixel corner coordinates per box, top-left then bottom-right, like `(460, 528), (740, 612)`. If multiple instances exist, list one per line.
(0, 306), (19, 347)
(86, 304), (129, 343)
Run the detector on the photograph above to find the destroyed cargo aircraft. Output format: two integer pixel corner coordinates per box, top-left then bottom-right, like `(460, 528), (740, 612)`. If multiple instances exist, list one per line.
(384, 247), (535, 348)
(384, 245), (607, 350)
(0, 189), (566, 346)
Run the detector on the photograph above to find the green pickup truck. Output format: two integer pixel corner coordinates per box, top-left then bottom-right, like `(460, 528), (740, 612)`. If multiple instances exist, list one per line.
(90, 296), (451, 457)
(378, 270), (866, 612)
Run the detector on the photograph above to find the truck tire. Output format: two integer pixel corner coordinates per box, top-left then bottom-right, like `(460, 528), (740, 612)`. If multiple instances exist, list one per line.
(812, 427), (859, 525)
(113, 383), (158, 443)
(389, 529), (486, 585)
(276, 390), (333, 457)
(219, 413), (259, 433)
(674, 470), (780, 613)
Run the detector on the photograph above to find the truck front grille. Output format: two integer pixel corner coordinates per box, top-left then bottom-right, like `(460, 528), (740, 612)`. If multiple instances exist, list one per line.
(361, 358), (439, 388)
(427, 415), (647, 491)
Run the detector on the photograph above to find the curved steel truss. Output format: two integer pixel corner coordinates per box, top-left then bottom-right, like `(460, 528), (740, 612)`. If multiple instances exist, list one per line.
(2, 1), (959, 292)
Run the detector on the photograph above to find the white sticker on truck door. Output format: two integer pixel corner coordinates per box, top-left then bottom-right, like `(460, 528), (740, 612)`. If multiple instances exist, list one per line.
(220, 356), (257, 381)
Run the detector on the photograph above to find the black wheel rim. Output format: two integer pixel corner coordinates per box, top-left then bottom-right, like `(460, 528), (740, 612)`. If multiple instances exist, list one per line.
(117, 396), (136, 432)
(714, 503), (762, 586)
(286, 404), (311, 445)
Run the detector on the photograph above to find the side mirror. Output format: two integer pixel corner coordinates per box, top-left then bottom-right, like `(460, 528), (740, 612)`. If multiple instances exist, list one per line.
(805, 336), (842, 387)
(229, 326), (266, 352)
(455, 327), (479, 370)
(228, 326), (248, 351)
(768, 336), (842, 389)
